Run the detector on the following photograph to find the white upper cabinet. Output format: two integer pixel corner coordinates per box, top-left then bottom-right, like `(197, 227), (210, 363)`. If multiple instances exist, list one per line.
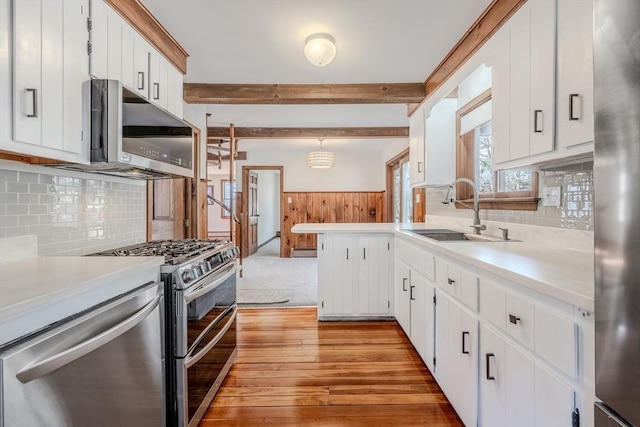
(409, 106), (426, 186)
(492, 0), (556, 166)
(555, 0), (594, 152)
(9, 0), (89, 163)
(89, 0), (184, 118)
(425, 98), (457, 186)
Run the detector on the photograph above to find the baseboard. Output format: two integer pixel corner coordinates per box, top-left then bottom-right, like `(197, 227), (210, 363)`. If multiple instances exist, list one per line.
(258, 235), (279, 249)
(290, 248), (317, 258)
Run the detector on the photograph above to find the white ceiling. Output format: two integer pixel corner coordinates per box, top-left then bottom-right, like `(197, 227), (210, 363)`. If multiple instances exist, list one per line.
(143, 0), (492, 152)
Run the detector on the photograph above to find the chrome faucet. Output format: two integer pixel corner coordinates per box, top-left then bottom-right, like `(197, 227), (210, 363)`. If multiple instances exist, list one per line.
(441, 178), (487, 235)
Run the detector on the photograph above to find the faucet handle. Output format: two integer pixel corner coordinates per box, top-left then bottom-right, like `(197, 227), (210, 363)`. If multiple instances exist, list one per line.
(498, 227), (510, 241)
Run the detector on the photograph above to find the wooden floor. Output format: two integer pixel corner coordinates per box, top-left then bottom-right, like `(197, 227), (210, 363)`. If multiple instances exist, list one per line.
(201, 307), (462, 426)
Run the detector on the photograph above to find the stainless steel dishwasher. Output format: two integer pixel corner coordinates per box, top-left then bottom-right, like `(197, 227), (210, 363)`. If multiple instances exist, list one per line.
(0, 281), (165, 427)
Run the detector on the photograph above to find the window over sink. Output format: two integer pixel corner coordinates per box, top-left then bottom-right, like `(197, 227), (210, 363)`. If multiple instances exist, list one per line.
(456, 88), (539, 210)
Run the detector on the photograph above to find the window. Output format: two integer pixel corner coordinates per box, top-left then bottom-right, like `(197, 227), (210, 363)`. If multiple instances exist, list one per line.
(220, 179), (236, 218)
(456, 89), (539, 210)
(386, 149), (424, 222)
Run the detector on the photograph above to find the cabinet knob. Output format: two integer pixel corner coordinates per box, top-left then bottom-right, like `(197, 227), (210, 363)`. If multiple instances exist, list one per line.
(447, 278), (455, 285)
(508, 314), (521, 325)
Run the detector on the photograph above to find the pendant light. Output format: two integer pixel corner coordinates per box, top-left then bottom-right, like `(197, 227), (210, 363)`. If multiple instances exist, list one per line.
(307, 139), (335, 169)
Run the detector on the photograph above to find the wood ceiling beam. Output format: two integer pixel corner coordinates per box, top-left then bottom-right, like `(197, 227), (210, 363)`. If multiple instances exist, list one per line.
(184, 83), (425, 104)
(422, 0), (526, 101)
(105, 0), (189, 74)
(207, 127), (409, 139)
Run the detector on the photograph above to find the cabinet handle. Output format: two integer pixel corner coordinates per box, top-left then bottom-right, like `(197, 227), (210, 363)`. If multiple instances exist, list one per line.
(25, 88), (37, 118)
(153, 82), (160, 100)
(462, 331), (470, 355)
(533, 109), (543, 133)
(346, 248), (349, 260)
(418, 161), (423, 173)
(410, 285), (415, 301)
(508, 314), (521, 325)
(447, 278), (455, 285)
(137, 71), (145, 90)
(363, 248), (366, 260)
(486, 353), (495, 380)
(569, 94), (580, 121)
(402, 278), (407, 292)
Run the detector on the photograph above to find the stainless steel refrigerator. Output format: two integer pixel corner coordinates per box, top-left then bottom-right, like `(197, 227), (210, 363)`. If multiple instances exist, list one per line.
(594, 0), (640, 426)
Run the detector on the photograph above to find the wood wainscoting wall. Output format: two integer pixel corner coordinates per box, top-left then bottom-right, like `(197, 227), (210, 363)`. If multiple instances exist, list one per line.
(281, 191), (385, 257)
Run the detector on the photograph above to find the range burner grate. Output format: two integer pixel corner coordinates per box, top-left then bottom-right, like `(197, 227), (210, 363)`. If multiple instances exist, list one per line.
(92, 239), (231, 265)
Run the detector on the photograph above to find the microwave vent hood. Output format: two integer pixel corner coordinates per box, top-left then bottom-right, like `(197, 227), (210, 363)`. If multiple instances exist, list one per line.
(49, 79), (194, 180)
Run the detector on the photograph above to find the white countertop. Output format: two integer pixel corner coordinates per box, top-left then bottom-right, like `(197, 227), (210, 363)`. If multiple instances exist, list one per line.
(292, 222), (594, 311)
(0, 256), (164, 347)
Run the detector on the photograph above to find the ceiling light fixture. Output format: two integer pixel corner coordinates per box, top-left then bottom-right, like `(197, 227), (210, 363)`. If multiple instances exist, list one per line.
(303, 33), (337, 67)
(307, 139), (335, 169)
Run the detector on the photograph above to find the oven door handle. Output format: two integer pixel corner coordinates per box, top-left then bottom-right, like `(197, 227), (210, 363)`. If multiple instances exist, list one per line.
(184, 262), (236, 304)
(185, 305), (237, 369)
(16, 292), (161, 384)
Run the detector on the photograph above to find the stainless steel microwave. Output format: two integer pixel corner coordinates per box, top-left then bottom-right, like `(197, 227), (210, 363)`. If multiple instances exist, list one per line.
(53, 79), (193, 179)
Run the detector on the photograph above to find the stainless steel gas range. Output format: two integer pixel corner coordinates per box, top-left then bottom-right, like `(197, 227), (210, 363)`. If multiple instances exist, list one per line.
(92, 239), (239, 427)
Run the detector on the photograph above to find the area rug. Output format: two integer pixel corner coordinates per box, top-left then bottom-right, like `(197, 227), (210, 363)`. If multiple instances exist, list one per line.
(237, 288), (293, 305)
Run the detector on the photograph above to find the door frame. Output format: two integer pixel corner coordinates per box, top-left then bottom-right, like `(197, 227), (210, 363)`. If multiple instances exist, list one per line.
(241, 166), (284, 257)
(385, 148), (425, 223)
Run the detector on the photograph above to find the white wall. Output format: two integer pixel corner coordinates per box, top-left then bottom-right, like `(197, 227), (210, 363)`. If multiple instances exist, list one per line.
(256, 170), (280, 245)
(206, 172), (231, 233)
(235, 149), (384, 192)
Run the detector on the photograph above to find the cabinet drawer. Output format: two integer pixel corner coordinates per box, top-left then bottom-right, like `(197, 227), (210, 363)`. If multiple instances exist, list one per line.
(505, 294), (534, 350)
(416, 248), (435, 282)
(534, 305), (577, 378)
(480, 279), (506, 331)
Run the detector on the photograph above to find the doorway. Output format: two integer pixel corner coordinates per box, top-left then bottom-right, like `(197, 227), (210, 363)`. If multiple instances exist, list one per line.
(241, 166), (284, 258)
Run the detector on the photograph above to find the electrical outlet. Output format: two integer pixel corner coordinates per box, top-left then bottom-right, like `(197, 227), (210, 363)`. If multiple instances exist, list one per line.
(542, 186), (561, 207)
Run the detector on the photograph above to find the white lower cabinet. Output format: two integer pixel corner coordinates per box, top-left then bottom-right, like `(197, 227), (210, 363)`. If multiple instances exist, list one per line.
(394, 260), (411, 336)
(435, 290), (478, 427)
(410, 271), (435, 370)
(318, 234), (392, 319)
(481, 325), (576, 427)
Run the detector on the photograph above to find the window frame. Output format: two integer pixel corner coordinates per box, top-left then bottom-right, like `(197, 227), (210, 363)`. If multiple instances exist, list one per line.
(455, 89), (540, 211)
(220, 179), (234, 218)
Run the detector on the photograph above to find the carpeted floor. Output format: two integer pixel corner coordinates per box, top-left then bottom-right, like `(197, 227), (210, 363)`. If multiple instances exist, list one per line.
(237, 238), (317, 307)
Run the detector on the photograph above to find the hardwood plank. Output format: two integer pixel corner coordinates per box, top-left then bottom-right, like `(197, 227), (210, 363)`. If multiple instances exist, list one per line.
(184, 83), (425, 104)
(201, 308), (462, 427)
(207, 126), (408, 139)
(104, 0), (188, 74)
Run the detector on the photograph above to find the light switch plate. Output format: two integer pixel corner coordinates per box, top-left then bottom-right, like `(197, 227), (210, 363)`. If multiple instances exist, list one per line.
(542, 186), (561, 207)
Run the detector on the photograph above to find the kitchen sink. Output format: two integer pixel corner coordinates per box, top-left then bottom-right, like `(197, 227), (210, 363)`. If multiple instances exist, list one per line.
(402, 229), (510, 242)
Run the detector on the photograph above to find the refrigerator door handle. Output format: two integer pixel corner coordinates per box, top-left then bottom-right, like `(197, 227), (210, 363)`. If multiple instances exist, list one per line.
(15, 292), (161, 384)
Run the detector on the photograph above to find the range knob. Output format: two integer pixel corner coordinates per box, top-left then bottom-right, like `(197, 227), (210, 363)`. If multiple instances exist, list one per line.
(182, 269), (195, 283)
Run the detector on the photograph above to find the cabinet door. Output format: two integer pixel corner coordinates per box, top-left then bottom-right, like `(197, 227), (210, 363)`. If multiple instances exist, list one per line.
(434, 289), (450, 391)
(508, 4), (531, 161)
(62, 0), (89, 156)
(318, 235), (355, 316)
(455, 306), (479, 427)
(409, 272), (428, 362)
(528, 0), (555, 156)
(358, 235), (391, 316)
(41, 0), (64, 151)
(106, 8), (122, 81)
(149, 50), (161, 105)
(89, 0), (108, 79)
(174, 70), (183, 118)
(133, 36), (150, 98)
(120, 24), (135, 90)
(1, 0), (10, 144)
(13, 0), (42, 145)
(505, 341), (535, 427)
(481, 325), (506, 427)
(409, 107), (425, 185)
(394, 260), (411, 336)
(492, 25), (511, 165)
(534, 364), (575, 427)
(425, 98), (457, 186)
(556, 0), (594, 148)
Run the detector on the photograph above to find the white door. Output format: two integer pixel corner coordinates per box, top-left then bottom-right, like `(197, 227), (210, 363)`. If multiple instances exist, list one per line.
(505, 341), (535, 427)
(534, 365), (575, 427)
(456, 306), (479, 427)
(410, 271), (428, 361)
(480, 325), (506, 427)
(318, 234), (355, 316)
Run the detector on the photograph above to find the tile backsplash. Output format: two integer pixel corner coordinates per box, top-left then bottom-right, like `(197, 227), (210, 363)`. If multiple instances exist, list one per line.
(0, 163), (146, 255)
(426, 161), (594, 231)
